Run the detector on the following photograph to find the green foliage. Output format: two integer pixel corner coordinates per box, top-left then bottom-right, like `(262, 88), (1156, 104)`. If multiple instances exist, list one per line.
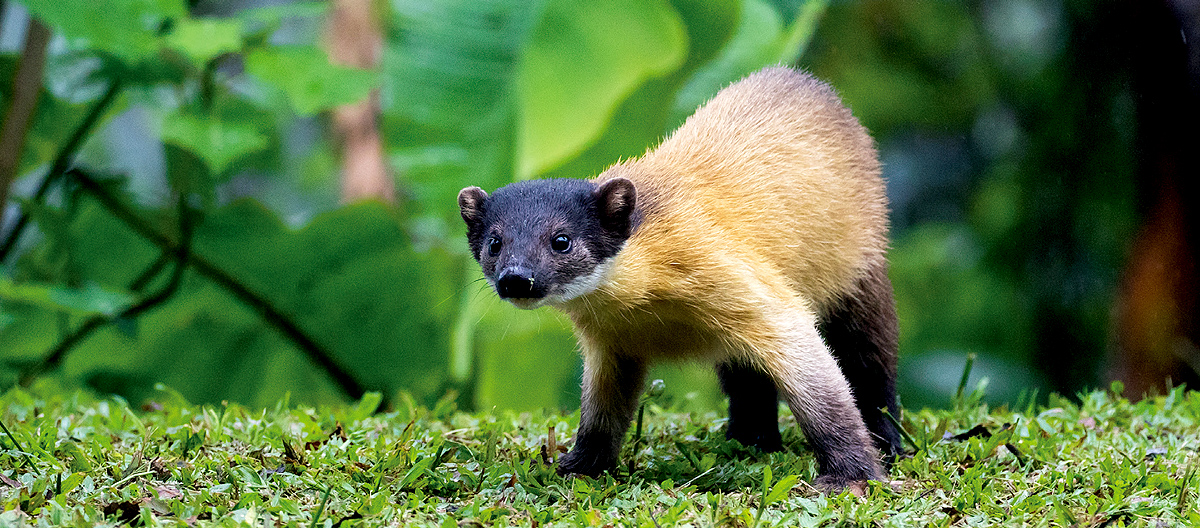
(20, 0), (186, 62)
(2, 0), (830, 410)
(0, 0), (825, 410)
(159, 111), (268, 176)
(1, 386), (1198, 526)
(0, 279), (132, 319)
(165, 17), (243, 65)
(6, 0), (1140, 416)
(245, 46), (378, 116)
(808, 0), (1143, 403)
(0, 55), (91, 180)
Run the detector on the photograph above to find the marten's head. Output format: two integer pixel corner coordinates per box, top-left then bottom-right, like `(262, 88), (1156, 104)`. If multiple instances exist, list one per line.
(458, 178), (636, 309)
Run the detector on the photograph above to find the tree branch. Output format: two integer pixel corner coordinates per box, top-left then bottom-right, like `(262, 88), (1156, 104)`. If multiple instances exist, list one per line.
(0, 80), (122, 263)
(18, 191), (194, 387)
(60, 169), (378, 404)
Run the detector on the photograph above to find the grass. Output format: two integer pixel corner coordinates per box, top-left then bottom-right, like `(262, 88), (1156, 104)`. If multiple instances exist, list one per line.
(0, 380), (1197, 527)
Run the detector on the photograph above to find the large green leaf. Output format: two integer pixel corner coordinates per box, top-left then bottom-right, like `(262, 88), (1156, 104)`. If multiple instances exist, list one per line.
(382, 0), (540, 216)
(160, 111), (268, 176)
(245, 46), (378, 116)
(671, 0), (827, 126)
(533, 0), (825, 182)
(20, 0), (186, 62)
(669, 0), (742, 73)
(165, 17), (243, 65)
(516, 0), (688, 179)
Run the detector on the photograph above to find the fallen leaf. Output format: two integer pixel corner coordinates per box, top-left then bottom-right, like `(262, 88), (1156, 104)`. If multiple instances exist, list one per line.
(154, 485), (182, 499)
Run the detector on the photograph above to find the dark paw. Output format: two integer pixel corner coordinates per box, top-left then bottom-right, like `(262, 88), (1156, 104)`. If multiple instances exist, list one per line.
(812, 457), (886, 496)
(877, 440), (904, 467)
(726, 426), (783, 453)
(556, 447), (616, 477)
(868, 418), (905, 464)
(812, 474), (871, 496)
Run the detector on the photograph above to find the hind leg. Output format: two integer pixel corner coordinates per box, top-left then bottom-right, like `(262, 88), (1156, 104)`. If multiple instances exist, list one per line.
(819, 262), (903, 460)
(752, 310), (884, 491)
(716, 360), (783, 452)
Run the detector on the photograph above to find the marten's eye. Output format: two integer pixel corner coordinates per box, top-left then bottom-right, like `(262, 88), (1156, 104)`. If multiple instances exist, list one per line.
(486, 237), (502, 256)
(551, 235), (572, 253)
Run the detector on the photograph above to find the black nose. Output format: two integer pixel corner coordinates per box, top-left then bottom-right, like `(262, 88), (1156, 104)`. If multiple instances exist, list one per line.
(496, 268), (540, 299)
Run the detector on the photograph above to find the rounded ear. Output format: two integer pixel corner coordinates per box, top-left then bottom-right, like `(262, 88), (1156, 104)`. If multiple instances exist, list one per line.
(594, 177), (636, 236)
(458, 187), (489, 227)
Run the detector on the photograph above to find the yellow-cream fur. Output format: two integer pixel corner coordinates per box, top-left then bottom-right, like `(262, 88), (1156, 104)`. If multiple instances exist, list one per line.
(558, 67), (887, 464)
(562, 67), (885, 352)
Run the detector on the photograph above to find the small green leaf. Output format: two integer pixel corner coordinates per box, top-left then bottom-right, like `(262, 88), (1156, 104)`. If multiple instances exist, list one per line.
(764, 474), (798, 505)
(345, 392), (383, 422)
(166, 17), (243, 65)
(245, 46), (378, 115)
(398, 456), (435, 489)
(762, 465), (773, 494)
(160, 112), (268, 175)
(59, 472), (87, 495)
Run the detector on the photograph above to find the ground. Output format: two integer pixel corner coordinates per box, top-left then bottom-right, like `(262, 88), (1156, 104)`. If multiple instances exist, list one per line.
(0, 382), (1197, 527)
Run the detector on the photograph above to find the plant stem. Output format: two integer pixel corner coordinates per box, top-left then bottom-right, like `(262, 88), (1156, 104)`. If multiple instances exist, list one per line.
(955, 352), (977, 402)
(881, 407), (919, 452)
(0, 418), (36, 468)
(628, 400), (646, 474)
(310, 485), (332, 528)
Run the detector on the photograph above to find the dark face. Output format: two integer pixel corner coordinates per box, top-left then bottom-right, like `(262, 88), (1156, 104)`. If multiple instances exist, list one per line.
(458, 178), (636, 308)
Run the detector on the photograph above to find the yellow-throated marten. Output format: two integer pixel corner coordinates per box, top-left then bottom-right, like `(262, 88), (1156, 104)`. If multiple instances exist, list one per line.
(458, 67), (900, 491)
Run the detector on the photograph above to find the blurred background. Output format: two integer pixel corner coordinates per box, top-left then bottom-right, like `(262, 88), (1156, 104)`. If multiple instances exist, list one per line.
(0, 0), (1195, 412)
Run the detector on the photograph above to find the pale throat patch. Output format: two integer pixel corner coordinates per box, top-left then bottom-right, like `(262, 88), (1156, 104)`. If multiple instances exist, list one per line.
(544, 256), (619, 307)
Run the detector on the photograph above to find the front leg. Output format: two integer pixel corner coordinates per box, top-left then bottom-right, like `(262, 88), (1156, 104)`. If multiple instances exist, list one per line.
(558, 347), (647, 477)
